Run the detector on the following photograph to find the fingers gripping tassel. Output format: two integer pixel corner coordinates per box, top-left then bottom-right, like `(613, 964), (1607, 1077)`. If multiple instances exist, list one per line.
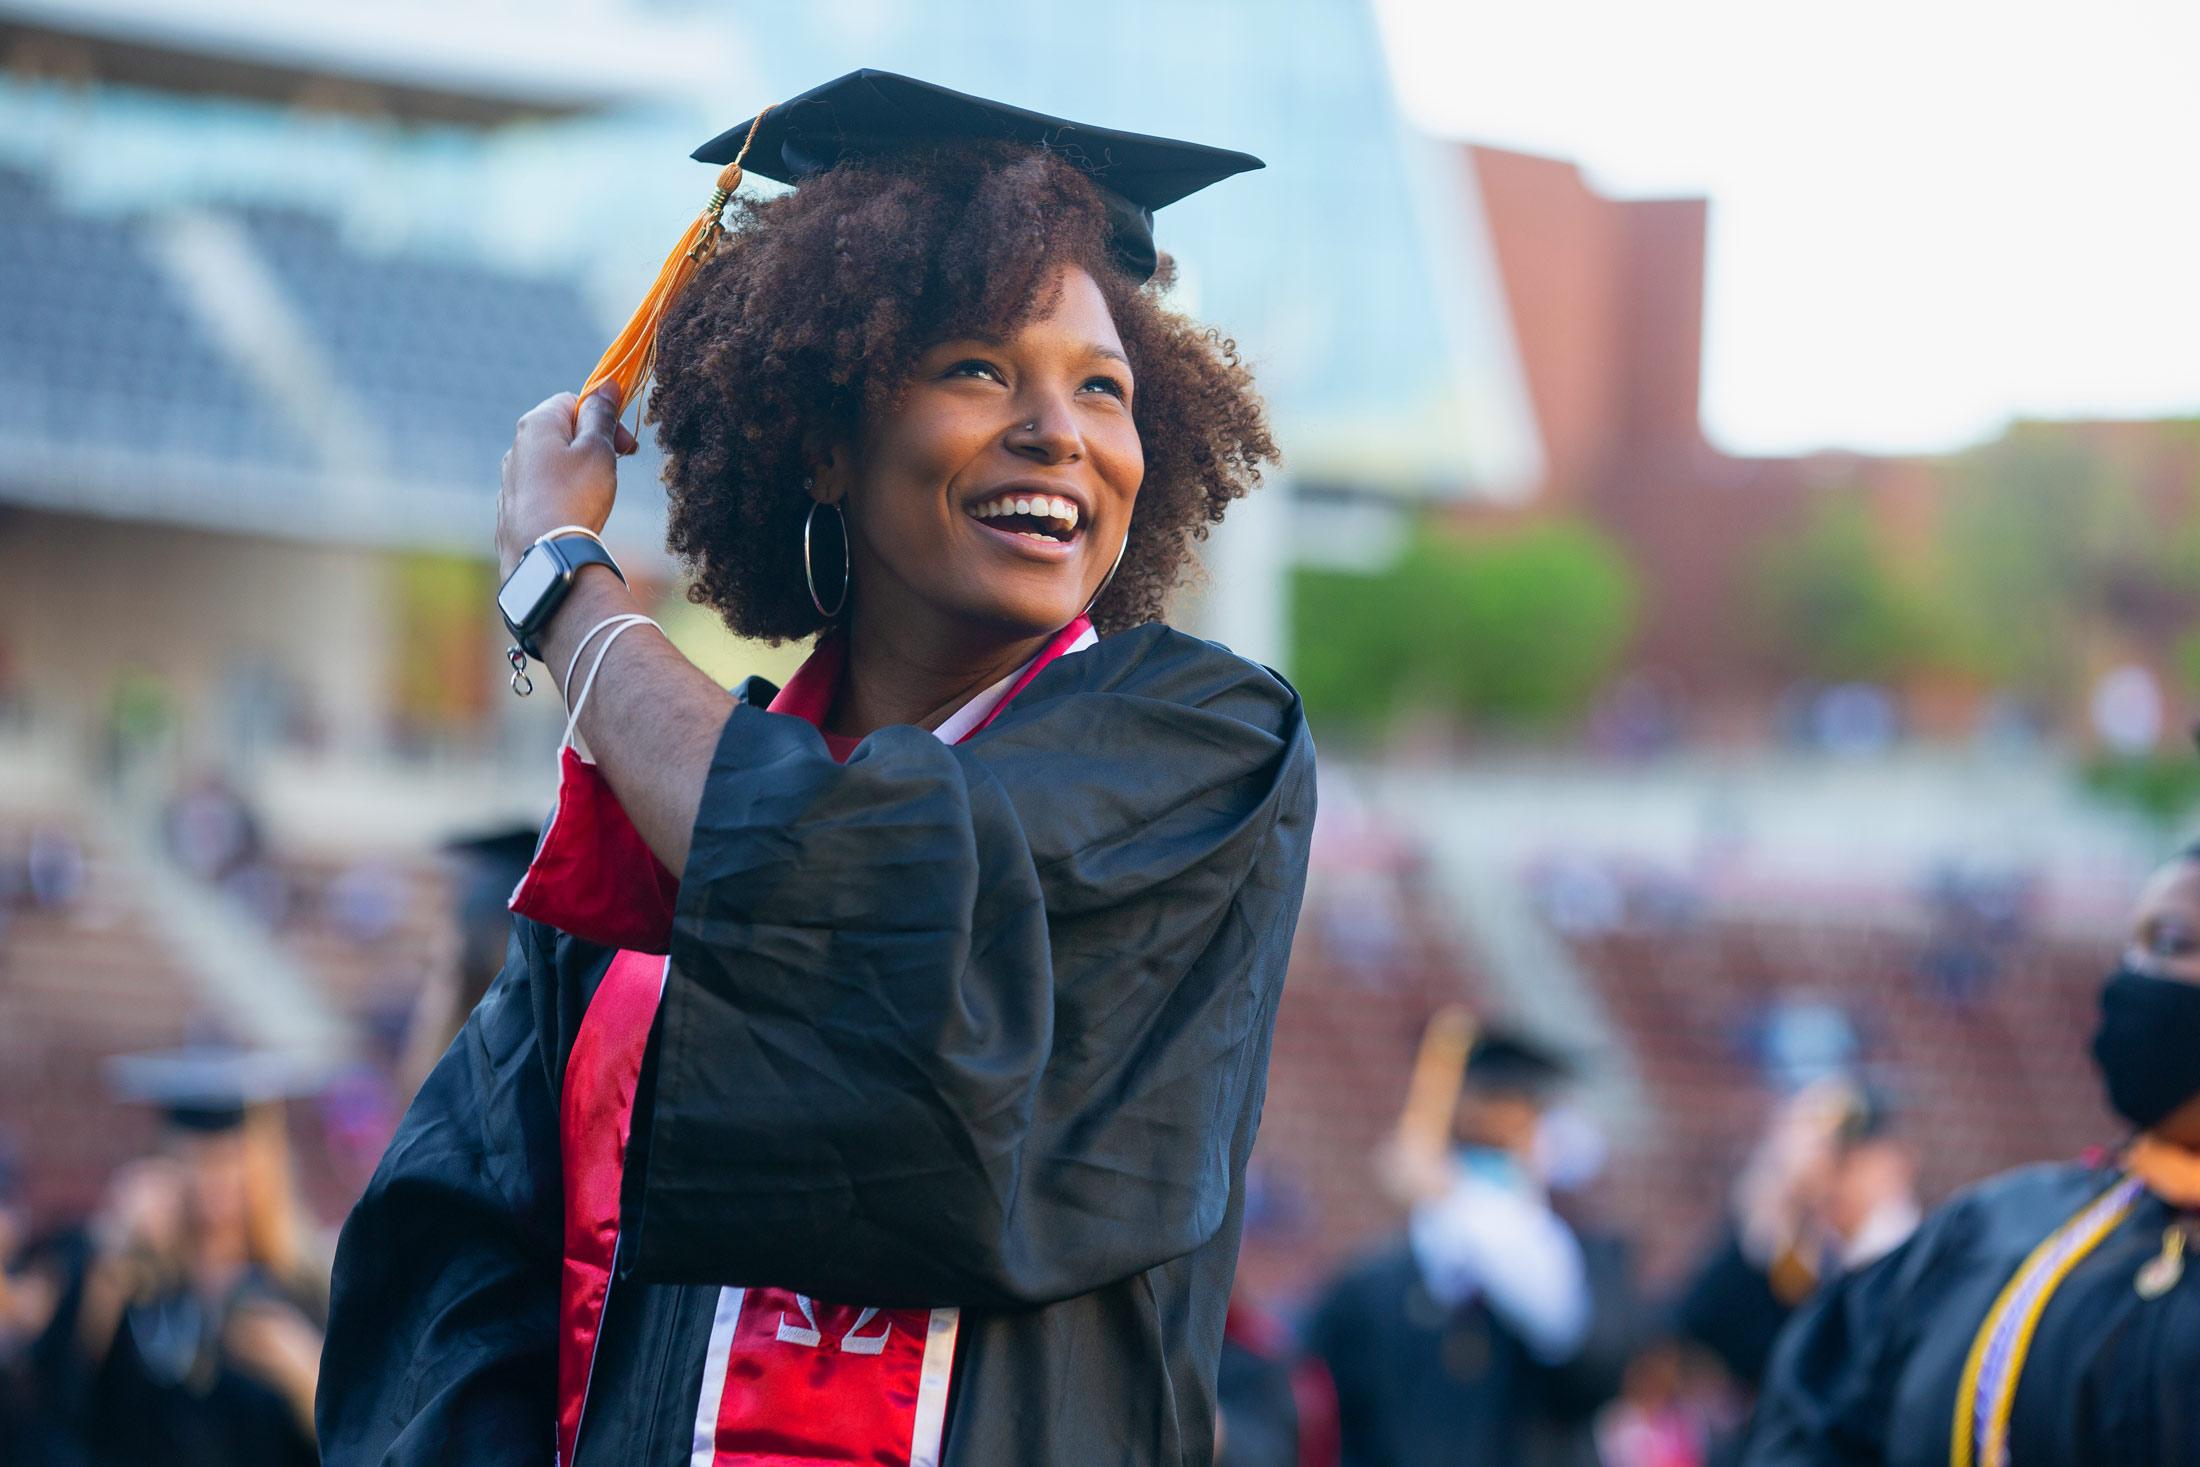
(577, 104), (773, 418)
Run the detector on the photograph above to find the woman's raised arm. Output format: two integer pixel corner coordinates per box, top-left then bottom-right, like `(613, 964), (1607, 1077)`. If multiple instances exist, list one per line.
(496, 389), (732, 877)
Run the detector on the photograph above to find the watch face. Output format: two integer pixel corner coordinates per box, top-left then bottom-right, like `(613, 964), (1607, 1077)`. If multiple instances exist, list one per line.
(497, 547), (563, 631)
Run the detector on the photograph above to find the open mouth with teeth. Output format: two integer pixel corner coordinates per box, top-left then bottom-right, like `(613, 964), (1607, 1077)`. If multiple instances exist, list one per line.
(967, 492), (1083, 543)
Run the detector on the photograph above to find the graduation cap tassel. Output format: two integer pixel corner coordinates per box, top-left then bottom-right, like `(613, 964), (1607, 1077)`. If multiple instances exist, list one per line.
(578, 103), (773, 414)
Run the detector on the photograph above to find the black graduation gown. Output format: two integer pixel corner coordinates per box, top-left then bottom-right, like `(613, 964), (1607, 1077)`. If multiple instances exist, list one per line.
(29, 1233), (319, 1467)
(317, 624), (1316, 1466)
(1216, 1330), (1302, 1467)
(1744, 1160), (2200, 1467)
(1305, 1233), (1637, 1467)
(1674, 1226), (1802, 1393)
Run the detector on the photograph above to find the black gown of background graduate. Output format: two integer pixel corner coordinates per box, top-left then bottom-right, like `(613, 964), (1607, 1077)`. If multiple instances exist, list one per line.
(318, 624), (1315, 1466)
(1743, 1158), (2200, 1467)
(1306, 1230), (1637, 1467)
(31, 1248), (320, 1467)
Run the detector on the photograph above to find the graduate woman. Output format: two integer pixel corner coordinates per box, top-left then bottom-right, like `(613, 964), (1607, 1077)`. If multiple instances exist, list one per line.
(317, 72), (1314, 1467)
(1744, 846), (2200, 1467)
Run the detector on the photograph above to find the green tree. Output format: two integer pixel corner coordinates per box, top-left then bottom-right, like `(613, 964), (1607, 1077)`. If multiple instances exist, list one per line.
(1291, 519), (1636, 734)
(1938, 427), (2107, 696)
(1751, 496), (1942, 682)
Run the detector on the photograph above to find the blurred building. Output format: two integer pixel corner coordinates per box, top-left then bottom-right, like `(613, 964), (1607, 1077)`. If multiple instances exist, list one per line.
(1453, 140), (2200, 739)
(0, 0), (754, 827)
(0, 0), (1545, 825)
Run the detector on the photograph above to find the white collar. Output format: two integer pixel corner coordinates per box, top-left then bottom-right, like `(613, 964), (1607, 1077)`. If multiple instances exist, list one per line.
(930, 623), (1098, 744)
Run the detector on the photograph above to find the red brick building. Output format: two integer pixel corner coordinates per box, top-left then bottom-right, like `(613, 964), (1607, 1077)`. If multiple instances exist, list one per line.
(1457, 142), (2200, 738)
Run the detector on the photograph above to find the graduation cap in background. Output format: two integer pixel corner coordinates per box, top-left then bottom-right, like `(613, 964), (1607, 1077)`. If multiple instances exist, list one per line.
(445, 825), (541, 926)
(445, 824), (544, 1001)
(106, 1047), (309, 1134)
(580, 68), (1264, 413)
(1462, 1028), (1576, 1100)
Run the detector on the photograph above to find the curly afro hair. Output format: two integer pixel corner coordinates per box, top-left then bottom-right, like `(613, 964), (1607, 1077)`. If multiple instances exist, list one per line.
(646, 142), (1278, 643)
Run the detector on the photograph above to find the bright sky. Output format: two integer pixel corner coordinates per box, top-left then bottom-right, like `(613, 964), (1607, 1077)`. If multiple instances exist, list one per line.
(1376, 0), (2200, 457)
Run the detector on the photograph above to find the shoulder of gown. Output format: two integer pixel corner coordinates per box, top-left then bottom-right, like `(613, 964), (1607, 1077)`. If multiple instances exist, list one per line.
(998, 620), (1306, 732)
(1741, 1157), (2115, 1467)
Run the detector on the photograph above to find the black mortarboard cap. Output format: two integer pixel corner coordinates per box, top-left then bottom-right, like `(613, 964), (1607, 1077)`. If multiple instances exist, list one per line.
(1463, 1029), (1575, 1097)
(106, 1047), (304, 1133)
(692, 69), (1265, 284)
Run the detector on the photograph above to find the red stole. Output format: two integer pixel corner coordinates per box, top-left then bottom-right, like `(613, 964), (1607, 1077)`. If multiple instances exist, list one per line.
(529, 620), (1092, 1466)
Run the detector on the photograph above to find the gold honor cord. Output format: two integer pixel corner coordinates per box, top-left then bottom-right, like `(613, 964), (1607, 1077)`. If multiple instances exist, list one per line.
(1949, 1176), (2144, 1467)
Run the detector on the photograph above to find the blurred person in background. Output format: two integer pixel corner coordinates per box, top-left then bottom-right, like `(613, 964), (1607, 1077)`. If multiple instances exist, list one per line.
(29, 1051), (325, 1466)
(1744, 845), (2200, 1465)
(319, 72), (1311, 1467)
(393, 826), (539, 1099)
(1307, 1028), (1638, 1467)
(1597, 1338), (1728, 1467)
(161, 771), (289, 924)
(24, 823), (88, 912)
(1671, 1080), (1917, 1464)
(1674, 1081), (1918, 1399)
(1217, 1296), (1313, 1467)
(0, 1136), (86, 1463)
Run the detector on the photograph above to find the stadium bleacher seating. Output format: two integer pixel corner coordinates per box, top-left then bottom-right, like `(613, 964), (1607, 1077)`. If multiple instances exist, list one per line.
(268, 847), (451, 1023)
(0, 169), (660, 501)
(236, 203), (645, 489)
(1239, 855), (2120, 1309)
(0, 818), (200, 1224)
(1237, 856), (1504, 1307)
(1572, 919), (2114, 1282)
(0, 169), (313, 471)
(0, 797), (2123, 1305)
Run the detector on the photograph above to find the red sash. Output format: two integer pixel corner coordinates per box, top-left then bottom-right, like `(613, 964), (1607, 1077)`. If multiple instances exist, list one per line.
(535, 620), (1092, 1465)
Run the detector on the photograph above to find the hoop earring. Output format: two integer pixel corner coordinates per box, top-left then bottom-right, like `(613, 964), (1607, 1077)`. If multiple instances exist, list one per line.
(1084, 527), (1130, 616)
(804, 499), (850, 619)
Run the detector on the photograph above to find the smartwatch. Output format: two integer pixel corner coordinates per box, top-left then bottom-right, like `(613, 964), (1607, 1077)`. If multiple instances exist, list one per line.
(498, 528), (626, 661)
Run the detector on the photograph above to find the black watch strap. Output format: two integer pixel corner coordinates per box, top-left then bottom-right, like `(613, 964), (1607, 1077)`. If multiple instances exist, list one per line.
(503, 532), (626, 662)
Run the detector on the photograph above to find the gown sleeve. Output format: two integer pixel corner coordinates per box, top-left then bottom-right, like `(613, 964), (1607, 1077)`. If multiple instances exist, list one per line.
(316, 925), (564, 1464)
(1740, 1203), (1963, 1467)
(629, 630), (1315, 1308)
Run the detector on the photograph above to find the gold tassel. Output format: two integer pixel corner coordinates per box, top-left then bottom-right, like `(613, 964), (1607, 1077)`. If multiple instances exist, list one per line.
(579, 104), (772, 413)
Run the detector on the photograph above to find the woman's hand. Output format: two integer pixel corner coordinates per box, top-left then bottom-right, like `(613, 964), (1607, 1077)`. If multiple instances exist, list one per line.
(496, 387), (639, 578)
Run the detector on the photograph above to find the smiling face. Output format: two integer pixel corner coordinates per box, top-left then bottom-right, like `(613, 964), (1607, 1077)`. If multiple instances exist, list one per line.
(818, 264), (1144, 643)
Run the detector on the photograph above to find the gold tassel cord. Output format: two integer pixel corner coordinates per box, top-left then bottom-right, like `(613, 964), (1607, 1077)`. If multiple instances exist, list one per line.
(578, 104), (773, 415)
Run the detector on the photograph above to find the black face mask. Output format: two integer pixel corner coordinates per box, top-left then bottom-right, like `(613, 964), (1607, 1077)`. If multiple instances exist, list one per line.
(2092, 966), (2200, 1131)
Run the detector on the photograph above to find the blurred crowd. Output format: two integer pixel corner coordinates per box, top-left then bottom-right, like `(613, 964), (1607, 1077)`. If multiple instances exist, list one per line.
(0, 781), (2126, 1465)
(1209, 1042), (1923, 1467)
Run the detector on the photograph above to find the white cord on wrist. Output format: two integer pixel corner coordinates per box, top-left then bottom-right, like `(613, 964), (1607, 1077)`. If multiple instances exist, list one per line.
(560, 612), (661, 752)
